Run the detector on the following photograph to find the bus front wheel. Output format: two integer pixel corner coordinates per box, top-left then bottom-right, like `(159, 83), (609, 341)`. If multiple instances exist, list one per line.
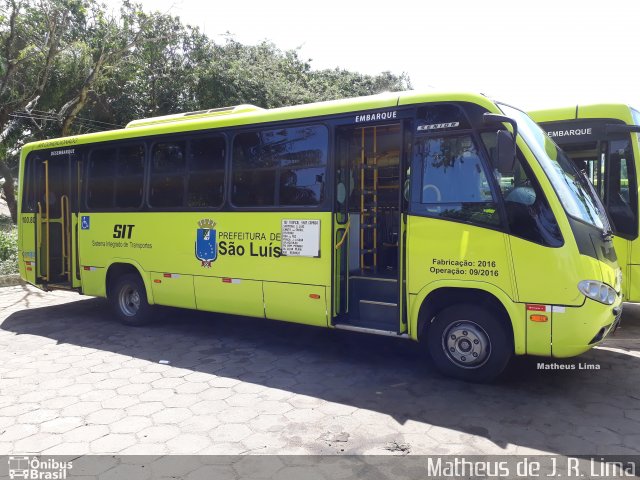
(110, 273), (155, 326)
(427, 304), (512, 382)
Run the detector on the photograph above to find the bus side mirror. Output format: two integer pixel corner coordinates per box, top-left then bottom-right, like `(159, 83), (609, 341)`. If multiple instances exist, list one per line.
(483, 112), (518, 174)
(496, 129), (516, 174)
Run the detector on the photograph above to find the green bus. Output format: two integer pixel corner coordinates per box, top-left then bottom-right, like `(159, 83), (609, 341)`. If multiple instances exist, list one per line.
(18, 91), (622, 381)
(530, 104), (640, 302)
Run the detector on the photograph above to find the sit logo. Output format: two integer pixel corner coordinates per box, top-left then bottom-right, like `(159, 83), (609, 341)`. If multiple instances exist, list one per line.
(195, 219), (217, 268)
(8, 456), (73, 479)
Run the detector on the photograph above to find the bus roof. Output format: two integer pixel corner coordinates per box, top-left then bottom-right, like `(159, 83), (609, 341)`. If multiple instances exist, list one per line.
(529, 103), (639, 125)
(21, 90), (498, 154)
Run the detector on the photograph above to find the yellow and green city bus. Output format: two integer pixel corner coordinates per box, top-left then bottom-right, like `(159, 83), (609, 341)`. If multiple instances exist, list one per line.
(18, 91), (623, 381)
(530, 104), (640, 302)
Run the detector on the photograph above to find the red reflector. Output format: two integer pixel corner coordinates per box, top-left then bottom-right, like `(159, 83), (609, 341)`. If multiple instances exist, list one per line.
(163, 273), (171, 278)
(526, 304), (547, 312)
(530, 314), (548, 323)
(83, 266), (91, 271)
(222, 278), (232, 283)
(26, 267), (32, 271)
(25, 261), (32, 266)
(309, 294), (321, 299)
(154, 279), (162, 284)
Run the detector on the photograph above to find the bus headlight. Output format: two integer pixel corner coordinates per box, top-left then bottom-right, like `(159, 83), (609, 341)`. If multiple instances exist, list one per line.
(578, 280), (617, 305)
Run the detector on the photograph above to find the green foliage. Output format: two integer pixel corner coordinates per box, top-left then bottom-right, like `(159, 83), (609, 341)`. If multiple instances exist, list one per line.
(0, 222), (18, 275)
(2, 0), (411, 140)
(0, 0), (412, 207)
(197, 39), (410, 110)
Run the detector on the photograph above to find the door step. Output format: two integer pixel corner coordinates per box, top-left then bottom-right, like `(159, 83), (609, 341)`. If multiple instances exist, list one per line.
(359, 299), (397, 326)
(349, 275), (397, 282)
(344, 275), (399, 330)
(333, 323), (408, 338)
(42, 282), (76, 292)
(350, 276), (398, 304)
(360, 300), (396, 306)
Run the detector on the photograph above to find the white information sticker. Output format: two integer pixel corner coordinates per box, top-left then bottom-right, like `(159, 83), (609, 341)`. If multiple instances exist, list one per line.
(281, 219), (321, 257)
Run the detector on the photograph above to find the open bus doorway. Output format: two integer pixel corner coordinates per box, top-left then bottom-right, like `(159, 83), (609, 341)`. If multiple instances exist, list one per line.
(334, 122), (405, 333)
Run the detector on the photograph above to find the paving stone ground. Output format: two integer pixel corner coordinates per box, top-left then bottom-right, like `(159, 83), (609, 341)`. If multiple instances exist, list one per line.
(0, 284), (639, 455)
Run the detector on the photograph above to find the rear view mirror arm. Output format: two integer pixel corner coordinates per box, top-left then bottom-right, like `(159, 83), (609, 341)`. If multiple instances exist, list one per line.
(605, 123), (640, 135)
(483, 113), (518, 138)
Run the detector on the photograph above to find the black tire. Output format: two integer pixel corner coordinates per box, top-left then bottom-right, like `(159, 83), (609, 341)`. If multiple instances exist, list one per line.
(426, 304), (512, 382)
(109, 273), (155, 326)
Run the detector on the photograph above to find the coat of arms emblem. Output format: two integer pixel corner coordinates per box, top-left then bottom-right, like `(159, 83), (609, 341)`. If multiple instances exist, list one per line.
(195, 219), (217, 268)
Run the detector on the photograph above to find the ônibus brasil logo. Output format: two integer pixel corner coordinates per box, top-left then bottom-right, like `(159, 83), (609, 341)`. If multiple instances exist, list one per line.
(195, 219), (217, 268)
(8, 456), (72, 479)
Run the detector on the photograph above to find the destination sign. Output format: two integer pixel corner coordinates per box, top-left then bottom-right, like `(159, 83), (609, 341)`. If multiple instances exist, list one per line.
(281, 219), (321, 258)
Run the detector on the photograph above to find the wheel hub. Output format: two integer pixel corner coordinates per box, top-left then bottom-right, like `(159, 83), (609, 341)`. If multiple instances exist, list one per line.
(119, 285), (140, 316)
(443, 321), (491, 368)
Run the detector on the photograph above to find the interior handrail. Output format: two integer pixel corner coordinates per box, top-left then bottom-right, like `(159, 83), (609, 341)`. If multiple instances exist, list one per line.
(37, 202), (43, 249)
(335, 219), (351, 249)
(60, 194), (71, 280)
(43, 160), (50, 281)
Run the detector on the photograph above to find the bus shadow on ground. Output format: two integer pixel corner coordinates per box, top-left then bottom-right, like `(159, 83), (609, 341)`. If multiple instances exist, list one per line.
(2, 296), (640, 455)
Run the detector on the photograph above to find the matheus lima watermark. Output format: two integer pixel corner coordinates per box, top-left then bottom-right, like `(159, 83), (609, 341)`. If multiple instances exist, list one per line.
(537, 362), (601, 370)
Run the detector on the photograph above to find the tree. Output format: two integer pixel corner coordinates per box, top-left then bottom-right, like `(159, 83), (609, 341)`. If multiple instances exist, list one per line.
(307, 68), (411, 101)
(195, 38), (410, 110)
(0, 1), (412, 224)
(103, 10), (211, 123)
(0, 0), (79, 221)
(55, 0), (146, 136)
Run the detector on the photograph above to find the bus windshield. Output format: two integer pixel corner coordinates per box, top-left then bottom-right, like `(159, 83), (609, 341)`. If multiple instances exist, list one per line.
(499, 104), (608, 231)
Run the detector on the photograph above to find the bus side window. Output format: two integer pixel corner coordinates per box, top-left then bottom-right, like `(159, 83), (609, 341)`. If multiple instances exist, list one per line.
(21, 154), (40, 213)
(231, 125), (328, 207)
(410, 134), (500, 227)
(232, 132), (276, 206)
(87, 148), (116, 209)
(187, 136), (226, 208)
(278, 126), (327, 206)
(150, 142), (186, 208)
(115, 145), (145, 209)
(481, 132), (563, 247)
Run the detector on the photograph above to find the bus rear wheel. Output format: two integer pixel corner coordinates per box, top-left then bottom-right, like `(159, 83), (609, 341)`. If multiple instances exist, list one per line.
(427, 304), (512, 382)
(110, 273), (155, 326)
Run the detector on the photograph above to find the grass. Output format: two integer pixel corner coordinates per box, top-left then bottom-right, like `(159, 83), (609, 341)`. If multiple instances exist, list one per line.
(0, 215), (18, 275)
(0, 213), (13, 227)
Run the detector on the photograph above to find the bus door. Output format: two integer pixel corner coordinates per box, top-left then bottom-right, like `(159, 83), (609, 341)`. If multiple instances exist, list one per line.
(30, 151), (81, 288)
(333, 122), (407, 334)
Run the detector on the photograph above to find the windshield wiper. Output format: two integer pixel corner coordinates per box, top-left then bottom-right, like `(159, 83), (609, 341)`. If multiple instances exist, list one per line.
(575, 168), (613, 235)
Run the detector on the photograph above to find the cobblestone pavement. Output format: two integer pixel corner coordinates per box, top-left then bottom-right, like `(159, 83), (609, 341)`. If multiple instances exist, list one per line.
(0, 284), (639, 456)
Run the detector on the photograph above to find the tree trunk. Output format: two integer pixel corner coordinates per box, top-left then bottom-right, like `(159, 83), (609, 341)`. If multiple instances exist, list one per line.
(60, 52), (105, 136)
(0, 159), (17, 224)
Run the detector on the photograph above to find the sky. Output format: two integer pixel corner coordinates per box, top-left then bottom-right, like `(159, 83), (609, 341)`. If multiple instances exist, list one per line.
(135, 0), (640, 112)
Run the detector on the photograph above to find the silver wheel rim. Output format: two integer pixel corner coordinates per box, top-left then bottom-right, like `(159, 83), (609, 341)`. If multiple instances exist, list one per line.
(118, 284), (141, 317)
(442, 320), (491, 369)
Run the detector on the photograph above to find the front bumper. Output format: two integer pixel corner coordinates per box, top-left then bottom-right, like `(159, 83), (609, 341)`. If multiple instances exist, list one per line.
(552, 296), (623, 358)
